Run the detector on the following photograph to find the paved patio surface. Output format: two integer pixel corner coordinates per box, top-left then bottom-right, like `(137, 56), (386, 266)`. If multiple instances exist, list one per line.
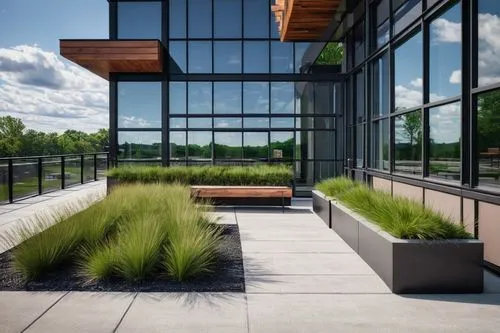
(1, 193), (500, 332)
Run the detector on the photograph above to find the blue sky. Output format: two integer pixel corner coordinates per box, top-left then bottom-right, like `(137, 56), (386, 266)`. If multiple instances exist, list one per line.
(0, 0), (108, 53)
(0, 0), (109, 134)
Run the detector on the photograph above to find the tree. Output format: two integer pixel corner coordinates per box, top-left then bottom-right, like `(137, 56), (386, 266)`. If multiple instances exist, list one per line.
(316, 43), (344, 65)
(0, 116), (25, 157)
(477, 90), (500, 152)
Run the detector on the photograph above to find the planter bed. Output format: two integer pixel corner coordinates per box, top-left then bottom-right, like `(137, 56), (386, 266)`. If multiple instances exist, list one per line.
(0, 224), (245, 292)
(312, 190), (484, 294)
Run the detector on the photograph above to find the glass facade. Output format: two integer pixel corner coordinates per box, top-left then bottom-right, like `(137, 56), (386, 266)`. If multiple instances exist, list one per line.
(111, 0), (341, 195)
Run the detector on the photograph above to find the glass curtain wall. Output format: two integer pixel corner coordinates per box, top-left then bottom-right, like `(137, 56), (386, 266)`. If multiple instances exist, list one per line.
(345, 0), (500, 195)
(112, 0), (341, 195)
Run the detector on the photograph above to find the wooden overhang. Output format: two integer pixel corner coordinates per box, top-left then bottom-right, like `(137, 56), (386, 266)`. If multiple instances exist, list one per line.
(271, 0), (342, 41)
(60, 40), (163, 80)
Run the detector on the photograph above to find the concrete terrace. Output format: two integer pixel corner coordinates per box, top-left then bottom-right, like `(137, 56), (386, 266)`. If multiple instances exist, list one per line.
(1, 185), (500, 332)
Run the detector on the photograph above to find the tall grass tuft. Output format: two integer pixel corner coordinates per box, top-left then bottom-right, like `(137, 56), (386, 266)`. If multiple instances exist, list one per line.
(79, 243), (116, 282)
(315, 177), (472, 240)
(107, 164), (293, 186)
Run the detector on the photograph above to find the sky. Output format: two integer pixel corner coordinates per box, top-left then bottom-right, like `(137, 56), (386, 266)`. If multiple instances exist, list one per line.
(0, 0), (109, 134)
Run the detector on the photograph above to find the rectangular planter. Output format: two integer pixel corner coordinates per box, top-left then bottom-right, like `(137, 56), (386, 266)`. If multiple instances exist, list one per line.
(312, 190), (330, 227)
(312, 190), (484, 294)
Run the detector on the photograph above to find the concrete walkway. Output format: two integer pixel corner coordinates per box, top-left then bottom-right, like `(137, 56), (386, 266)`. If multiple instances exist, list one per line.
(1, 198), (500, 332)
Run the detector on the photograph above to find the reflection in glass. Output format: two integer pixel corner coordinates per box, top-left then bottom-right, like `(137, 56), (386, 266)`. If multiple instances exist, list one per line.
(244, 82), (269, 114)
(393, 0), (421, 36)
(118, 82), (161, 128)
(271, 118), (294, 128)
(296, 117), (314, 129)
(478, 0), (500, 87)
(315, 131), (335, 160)
(372, 53), (389, 117)
(244, 42), (269, 73)
(170, 132), (186, 159)
(188, 0), (212, 38)
(394, 31), (423, 111)
(215, 132), (242, 159)
(271, 132), (294, 159)
(188, 118), (212, 128)
(354, 21), (365, 67)
(170, 118), (186, 129)
(355, 71), (365, 122)
(244, 118), (269, 128)
(244, 132), (268, 160)
(394, 110), (422, 175)
(188, 42), (212, 73)
(296, 131), (314, 161)
(118, 132), (161, 160)
(215, 118), (242, 128)
(356, 125), (364, 168)
(429, 3), (461, 102)
(170, 82), (186, 114)
(214, 82), (242, 114)
(429, 102), (461, 180)
(118, 2), (161, 39)
(372, 119), (389, 170)
(244, 0), (269, 38)
(477, 89), (500, 188)
(270, 8), (280, 39)
(271, 82), (294, 114)
(271, 42), (294, 73)
(169, 0), (186, 38)
(188, 82), (212, 114)
(188, 131), (212, 160)
(214, 42), (242, 73)
(214, 0), (241, 38)
(315, 117), (335, 130)
(169, 41), (187, 74)
(295, 43), (310, 73)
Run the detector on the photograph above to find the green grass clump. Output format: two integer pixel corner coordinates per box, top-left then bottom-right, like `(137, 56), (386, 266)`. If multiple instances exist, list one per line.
(315, 177), (472, 240)
(107, 164), (292, 186)
(4, 184), (223, 282)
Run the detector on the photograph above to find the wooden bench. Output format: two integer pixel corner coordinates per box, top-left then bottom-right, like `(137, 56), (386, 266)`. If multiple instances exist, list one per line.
(191, 186), (292, 210)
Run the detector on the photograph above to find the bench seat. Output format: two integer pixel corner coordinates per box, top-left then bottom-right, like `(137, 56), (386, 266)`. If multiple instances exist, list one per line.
(191, 186), (292, 207)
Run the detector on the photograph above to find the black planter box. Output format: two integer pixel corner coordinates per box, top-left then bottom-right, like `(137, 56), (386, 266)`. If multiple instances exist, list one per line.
(312, 190), (484, 294)
(312, 191), (331, 227)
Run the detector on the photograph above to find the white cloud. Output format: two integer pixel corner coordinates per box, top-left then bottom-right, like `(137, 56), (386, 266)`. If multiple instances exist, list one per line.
(449, 70), (462, 84)
(478, 13), (500, 86)
(0, 45), (108, 133)
(432, 18), (461, 43)
(410, 78), (423, 88)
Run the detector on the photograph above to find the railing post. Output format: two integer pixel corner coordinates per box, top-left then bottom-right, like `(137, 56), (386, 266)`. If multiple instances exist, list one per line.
(7, 159), (13, 203)
(94, 154), (98, 181)
(38, 157), (43, 195)
(61, 156), (66, 189)
(80, 154), (84, 184)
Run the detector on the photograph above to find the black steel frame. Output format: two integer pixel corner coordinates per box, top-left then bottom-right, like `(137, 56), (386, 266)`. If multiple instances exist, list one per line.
(0, 153), (109, 204)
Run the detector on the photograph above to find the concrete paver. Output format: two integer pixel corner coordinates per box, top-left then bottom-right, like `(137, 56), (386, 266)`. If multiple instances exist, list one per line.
(241, 240), (353, 253)
(0, 291), (66, 333)
(25, 292), (134, 333)
(246, 293), (500, 333)
(116, 293), (247, 333)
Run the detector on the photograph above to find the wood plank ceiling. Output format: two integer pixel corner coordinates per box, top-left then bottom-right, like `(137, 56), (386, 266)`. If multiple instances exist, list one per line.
(60, 40), (163, 80)
(271, 0), (342, 41)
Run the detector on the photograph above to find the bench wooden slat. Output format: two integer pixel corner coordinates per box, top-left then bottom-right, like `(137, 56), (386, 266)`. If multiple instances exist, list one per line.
(191, 186), (292, 198)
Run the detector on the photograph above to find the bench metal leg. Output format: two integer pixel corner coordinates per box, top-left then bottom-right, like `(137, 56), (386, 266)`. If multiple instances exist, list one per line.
(282, 192), (284, 213)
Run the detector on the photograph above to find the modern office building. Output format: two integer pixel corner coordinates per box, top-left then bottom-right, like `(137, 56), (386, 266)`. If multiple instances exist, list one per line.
(61, 0), (500, 272)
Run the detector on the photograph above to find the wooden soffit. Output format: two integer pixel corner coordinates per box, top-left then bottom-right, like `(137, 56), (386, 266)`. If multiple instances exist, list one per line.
(271, 0), (342, 41)
(60, 40), (163, 80)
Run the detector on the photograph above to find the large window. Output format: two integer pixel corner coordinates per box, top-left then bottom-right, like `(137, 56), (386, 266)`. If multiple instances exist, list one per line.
(429, 2), (461, 102)
(428, 102), (461, 180)
(169, 41), (187, 74)
(188, 82), (212, 114)
(271, 42), (294, 73)
(372, 53), (389, 117)
(170, 132), (186, 160)
(118, 82), (161, 128)
(215, 132), (242, 159)
(188, 42), (212, 73)
(118, 1), (161, 39)
(214, 42), (242, 73)
(244, 0), (269, 38)
(214, 0), (242, 38)
(243, 132), (268, 160)
(477, 89), (500, 189)
(188, 0), (212, 38)
(271, 83), (294, 114)
(393, 0), (421, 36)
(394, 110), (422, 175)
(169, 0), (186, 38)
(394, 31), (423, 111)
(372, 0), (390, 50)
(244, 82), (269, 114)
(188, 131), (212, 161)
(372, 119), (389, 170)
(244, 42), (269, 73)
(118, 132), (161, 160)
(214, 83), (242, 114)
(169, 82), (186, 115)
(477, 0), (500, 88)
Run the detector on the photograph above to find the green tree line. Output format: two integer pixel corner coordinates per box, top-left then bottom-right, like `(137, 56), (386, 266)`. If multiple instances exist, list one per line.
(0, 116), (109, 158)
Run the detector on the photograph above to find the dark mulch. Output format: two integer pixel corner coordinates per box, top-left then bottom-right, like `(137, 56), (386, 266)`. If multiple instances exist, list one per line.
(0, 224), (245, 292)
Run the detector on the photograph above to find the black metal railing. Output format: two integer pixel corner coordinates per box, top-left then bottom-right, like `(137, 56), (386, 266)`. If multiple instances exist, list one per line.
(0, 153), (109, 204)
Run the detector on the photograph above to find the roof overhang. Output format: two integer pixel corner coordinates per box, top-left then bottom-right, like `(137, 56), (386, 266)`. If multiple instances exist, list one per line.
(60, 40), (164, 80)
(271, 0), (343, 41)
